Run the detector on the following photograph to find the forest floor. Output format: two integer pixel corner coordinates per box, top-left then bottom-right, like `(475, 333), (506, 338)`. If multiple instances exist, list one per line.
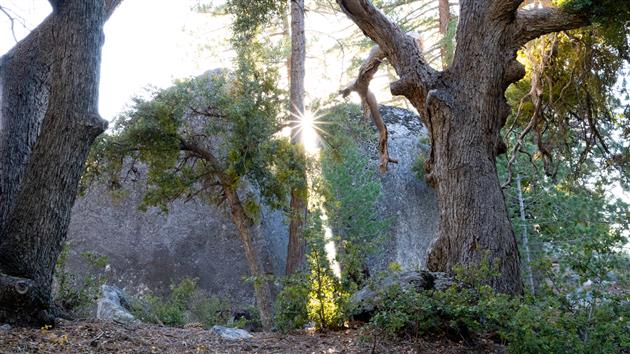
(0, 320), (506, 353)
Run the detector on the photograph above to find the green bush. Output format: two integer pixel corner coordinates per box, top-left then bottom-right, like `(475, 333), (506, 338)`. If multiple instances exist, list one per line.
(411, 153), (426, 181)
(370, 263), (516, 341)
(130, 278), (239, 329)
(370, 265), (630, 353)
(274, 274), (310, 332)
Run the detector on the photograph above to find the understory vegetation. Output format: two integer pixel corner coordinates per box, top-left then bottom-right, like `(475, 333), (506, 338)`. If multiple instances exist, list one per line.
(129, 278), (260, 330)
(53, 246), (110, 317)
(5, 0), (627, 352)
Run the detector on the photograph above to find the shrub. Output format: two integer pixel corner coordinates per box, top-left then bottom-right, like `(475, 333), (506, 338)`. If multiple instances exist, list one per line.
(369, 264), (630, 353)
(130, 278), (239, 329)
(274, 274), (310, 332)
(370, 263), (517, 341)
(411, 152), (426, 181)
(53, 244), (110, 316)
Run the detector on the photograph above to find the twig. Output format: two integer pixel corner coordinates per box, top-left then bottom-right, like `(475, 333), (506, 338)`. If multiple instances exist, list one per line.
(89, 331), (105, 347)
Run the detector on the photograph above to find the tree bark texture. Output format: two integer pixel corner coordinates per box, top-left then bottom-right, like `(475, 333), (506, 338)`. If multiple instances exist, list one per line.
(338, 0), (590, 294)
(180, 140), (275, 330)
(286, 0), (308, 276)
(0, 0), (122, 325)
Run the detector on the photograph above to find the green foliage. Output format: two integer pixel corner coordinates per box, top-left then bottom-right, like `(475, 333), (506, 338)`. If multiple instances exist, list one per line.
(371, 263), (516, 341)
(274, 274), (310, 332)
(558, 0), (630, 54)
(504, 295), (630, 354)
(371, 262), (630, 353)
(493, 122), (630, 352)
(411, 152), (426, 181)
(87, 41), (302, 215)
(304, 210), (349, 331)
(224, 0), (286, 41)
(505, 12), (629, 188)
(374, 131), (629, 351)
(139, 278), (197, 327)
(320, 104), (392, 290)
(53, 245), (109, 316)
(130, 278), (244, 329)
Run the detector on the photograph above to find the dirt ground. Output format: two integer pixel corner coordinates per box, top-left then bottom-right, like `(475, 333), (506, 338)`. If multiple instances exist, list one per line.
(0, 320), (506, 353)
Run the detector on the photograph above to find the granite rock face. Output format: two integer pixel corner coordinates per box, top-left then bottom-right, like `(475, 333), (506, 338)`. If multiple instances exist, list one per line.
(365, 106), (439, 271)
(65, 105), (438, 307)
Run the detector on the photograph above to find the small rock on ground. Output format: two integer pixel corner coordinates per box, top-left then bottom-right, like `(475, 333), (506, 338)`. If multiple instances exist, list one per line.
(210, 326), (252, 340)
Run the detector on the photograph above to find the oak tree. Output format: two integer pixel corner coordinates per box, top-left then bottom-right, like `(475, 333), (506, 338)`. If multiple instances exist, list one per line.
(0, 0), (122, 325)
(337, 0), (626, 294)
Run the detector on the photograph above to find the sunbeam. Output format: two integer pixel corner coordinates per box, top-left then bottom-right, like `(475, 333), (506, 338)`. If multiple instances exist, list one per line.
(287, 108), (332, 154)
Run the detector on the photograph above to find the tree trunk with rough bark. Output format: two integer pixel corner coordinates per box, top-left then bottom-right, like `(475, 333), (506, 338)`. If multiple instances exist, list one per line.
(338, 0), (590, 294)
(0, 0), (122, 326)
(286, 0), (308, 276)
(223, 186), (275, 330)
(180, 140), (275, 330)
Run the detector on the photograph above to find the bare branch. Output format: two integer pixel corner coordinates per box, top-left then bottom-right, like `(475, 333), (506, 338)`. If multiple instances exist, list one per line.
(337, 0), (436, 93)
(0, 5), (26, 43)
(513, 7), (590, 46)
(0, 7), (17, 42)
(341, 46), (399, 174)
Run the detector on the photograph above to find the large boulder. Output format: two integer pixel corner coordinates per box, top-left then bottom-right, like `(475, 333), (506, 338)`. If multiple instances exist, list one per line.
(361, 106), (439, 271)
(65, 104), (438, 307)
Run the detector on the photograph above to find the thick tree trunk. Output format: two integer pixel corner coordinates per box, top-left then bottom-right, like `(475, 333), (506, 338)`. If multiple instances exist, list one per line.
(0, 0), (120, 326)
(424, 81), (522, 294)
(0, 1), (121, 229)
(338, 0), (590, 294)
(0, 16), (55, 230)
(223, 186), (274, 330)
(286, 0), (308, 276)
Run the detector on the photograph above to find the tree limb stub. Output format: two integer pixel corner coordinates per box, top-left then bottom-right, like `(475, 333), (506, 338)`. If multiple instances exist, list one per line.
(0, 273), (33, 298)
(340, 46), (398, 174)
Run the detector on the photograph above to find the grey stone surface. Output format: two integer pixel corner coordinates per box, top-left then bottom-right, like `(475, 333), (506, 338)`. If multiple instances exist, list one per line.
(96, 285), (136, 324)
(65, 105), (438, 307)
(66, 173), (285, 307)
(0, 324), (11, 332)
(210, 326), (253, 340)
(361, 106), (439, 271)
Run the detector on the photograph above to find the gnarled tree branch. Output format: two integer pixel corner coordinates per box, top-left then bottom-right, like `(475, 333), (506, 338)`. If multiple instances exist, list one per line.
(337, 0), (436, 109)
(513, 7), (590, 45)
(340, 46), (398, 174)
